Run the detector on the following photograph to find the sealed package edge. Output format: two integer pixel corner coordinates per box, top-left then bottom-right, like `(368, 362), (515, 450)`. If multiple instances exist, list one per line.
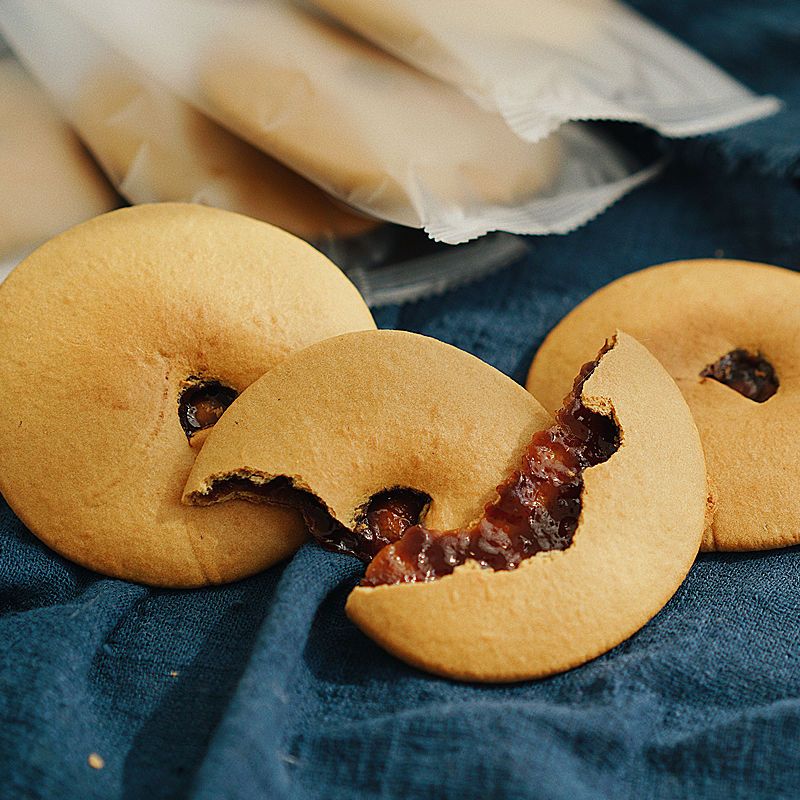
(52, 0), (659, 244)
(0, 0), (381, 251)
(310, 0), (780, 143)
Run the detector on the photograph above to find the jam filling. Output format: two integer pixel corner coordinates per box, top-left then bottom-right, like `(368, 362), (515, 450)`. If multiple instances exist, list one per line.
(191, 475), (427, 561)
(358, 355), (619, 587)
(700, 349), (778, 402)
(306, 488), (430, 562)
(179, 380), (238, 438)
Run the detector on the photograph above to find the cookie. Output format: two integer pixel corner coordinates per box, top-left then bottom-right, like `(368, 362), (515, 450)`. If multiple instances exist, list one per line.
(0, 58), (116, 260)
(0, 203), (375, 587)
(73, 68), (378, 243)
(185, 330), (706, 681)
(526, 259), (800, 552)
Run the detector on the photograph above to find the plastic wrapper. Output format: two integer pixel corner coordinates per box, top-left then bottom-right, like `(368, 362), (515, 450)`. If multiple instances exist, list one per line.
(47, 0), (661, 245)
(0, 0), (385, 264)
(343, 230), (529, 307)
(0, 55), (116, 271)
(309, 0), (780, 143)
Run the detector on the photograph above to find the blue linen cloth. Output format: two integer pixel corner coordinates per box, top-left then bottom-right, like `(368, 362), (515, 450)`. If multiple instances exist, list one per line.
(1, 2), (799, 798)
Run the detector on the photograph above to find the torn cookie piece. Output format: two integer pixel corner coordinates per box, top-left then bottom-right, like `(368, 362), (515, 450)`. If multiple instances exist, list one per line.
(185, 330), (706, 682)
(348, 332), (706, 681)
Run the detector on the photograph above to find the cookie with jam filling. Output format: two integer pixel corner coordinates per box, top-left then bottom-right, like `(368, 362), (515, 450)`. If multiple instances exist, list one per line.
(528, 259), (799, 552)
(184, 330), (706, 681)
(0, 203), (374, 586)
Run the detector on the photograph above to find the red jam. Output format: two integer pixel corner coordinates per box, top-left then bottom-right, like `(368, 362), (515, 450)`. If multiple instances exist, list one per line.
(700, 349), (778, 402)
(179, 380), (238, 438)
(358, 356), (619, 586)
(303, 489), (428, 561)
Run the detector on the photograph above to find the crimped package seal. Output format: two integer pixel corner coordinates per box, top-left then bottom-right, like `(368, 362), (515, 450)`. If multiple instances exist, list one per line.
(309, 0), (780, 143)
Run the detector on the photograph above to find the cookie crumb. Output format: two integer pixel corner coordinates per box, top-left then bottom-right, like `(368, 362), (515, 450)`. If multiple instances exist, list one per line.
(169, 670), (179, 678)
(88, 753), (105, 770)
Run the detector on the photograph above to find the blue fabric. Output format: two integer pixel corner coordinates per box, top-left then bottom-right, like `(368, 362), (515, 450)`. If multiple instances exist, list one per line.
(636, 0), (800, 182)
(2, 3), (800, 798)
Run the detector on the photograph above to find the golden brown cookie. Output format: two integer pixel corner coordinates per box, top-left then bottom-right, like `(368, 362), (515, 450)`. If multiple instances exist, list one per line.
(527, 259), (800, 552)
(185, 330), (706, 682)
(0, 203), (375, 587)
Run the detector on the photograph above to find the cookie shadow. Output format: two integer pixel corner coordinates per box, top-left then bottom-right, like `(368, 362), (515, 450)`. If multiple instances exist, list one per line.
(301, 579), (431, 691)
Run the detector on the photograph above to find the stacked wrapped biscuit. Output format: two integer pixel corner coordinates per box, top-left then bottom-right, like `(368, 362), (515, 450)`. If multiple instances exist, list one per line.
(0, 0), (777, 282)
(0, 204), (796, 681)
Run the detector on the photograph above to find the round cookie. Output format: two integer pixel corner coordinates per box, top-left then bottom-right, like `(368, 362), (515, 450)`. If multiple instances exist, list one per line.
(0, 203), (375, 587)
(526, 259), (800, 552)
(184, 330), (707, 682)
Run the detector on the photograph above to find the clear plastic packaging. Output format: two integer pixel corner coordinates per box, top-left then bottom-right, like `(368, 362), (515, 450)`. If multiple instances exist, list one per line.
(309, 0), (780, 143)
(0, 0), (383, 254)
(45, 0), (661, 244)
(342, 231), (530, 307)
(0, 55), (116, 266)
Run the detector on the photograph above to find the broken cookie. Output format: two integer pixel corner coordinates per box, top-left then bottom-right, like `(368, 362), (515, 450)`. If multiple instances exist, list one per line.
(0, 203), (375, 586)
(527, 259), (799, 552)
(185, 330), (706, 681)
(185, 329), (551, 542)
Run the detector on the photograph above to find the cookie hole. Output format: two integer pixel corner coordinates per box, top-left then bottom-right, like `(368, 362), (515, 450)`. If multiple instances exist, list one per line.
(350, 488), (431, 561)
(281, 485), (430, 564)
(700, 349), (778, 403)
(178, 380), (238, 439)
